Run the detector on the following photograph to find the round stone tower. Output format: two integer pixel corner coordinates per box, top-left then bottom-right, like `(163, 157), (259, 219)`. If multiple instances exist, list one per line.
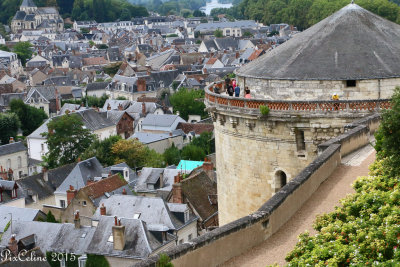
(208, 4), (400, 225)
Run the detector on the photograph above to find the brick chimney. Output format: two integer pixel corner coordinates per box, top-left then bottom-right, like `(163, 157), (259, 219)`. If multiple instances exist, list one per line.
(202, 158), (214, 171)
(137, 78), (146, 92)
(100, 203), (106, 215)
(172, 183), (183, 204)
(42, 167), (48, 182)
(122, 188), (127, 195)
(8, 234), (18, 256)
(55, 89), (61, 112)
(107, 103), (111, 110)
(118, 103), (123, 111)
(112, 217), (126, 250)
(74, 210), (81, 229)
(9, 137), (14, 144)
(141, 102), (146, 114)
(0, 166), (7, 180)
(235, 52), (240, 59)
(66, 185), (77, 205)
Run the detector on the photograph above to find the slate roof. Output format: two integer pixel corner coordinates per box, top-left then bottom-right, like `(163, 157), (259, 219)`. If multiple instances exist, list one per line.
(86, 82), (109, 91)
(92, 195), (193, 231)
(0, 142), (26, 157)
(135, 167), (190, 193)
(75, 109), (115, 131)
(0, 206), (44, 232)
(237, 4), (400, 80)
(13, 11), (27, 21)
(86, 216), (173, 259)
(176, 122), (214, 135)
(55, 157), (104, 194)
(0, 221), (95, 255)
(195, 20), (257, 32)
(141, 114), (183, 127)
(17, 163), (76, 202)
(130, 130), (183, 144)
(180, 171), (218, 221)
(21, 0), (36, 7)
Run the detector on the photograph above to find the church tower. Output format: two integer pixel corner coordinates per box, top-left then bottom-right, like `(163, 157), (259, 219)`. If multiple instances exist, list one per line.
(20, 0), (37, 14)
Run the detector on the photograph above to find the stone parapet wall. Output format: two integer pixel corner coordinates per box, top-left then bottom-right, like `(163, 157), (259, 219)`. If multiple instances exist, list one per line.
(134, 115), (380, 267)
(236, 76), (400, 101)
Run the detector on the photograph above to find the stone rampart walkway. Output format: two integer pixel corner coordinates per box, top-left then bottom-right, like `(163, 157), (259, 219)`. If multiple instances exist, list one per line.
(222, 144), (376, 267)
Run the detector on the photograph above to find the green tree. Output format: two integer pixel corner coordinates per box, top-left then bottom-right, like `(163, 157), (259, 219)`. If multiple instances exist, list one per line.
(146, 149), (165, 168)
(81, 135), (122, 166)
(214, 29), (223, 37)
(13, 41), (33, 66)
(42, 114), (96, 168)
(242, 31), (253, 37)
(169, 88), (207, 121)
(181, 144), (206, 161)
(46, 211), (57, 223)
(104, 62), (122, 76)
(96, 44), (109, 49)
(85, 254), (109, 267)
(111, 139), (160, 169)
(0, 44), (10, 52)
(163, 143), (181, 165)
(157, 253), (173, 267)
(0, 113), (20, 145)
(191, 131), (214, 155)
(10, 99), (48, 136)
(375, 86), (400, 175)
(193, 10), (206, 16)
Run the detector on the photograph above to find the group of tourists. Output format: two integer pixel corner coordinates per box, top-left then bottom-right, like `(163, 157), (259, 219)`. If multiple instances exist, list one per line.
(216, 77), (251, 98)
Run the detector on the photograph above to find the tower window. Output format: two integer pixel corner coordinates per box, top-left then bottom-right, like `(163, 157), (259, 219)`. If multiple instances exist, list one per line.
(295, 130), (305, 151)
(346, 80), (356, 87)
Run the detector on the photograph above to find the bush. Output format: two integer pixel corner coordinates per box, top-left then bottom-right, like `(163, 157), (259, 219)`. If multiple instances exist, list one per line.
(260, 105), (270, 115)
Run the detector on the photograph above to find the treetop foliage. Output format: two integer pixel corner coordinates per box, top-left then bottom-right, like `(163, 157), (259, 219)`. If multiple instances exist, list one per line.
(0, 112), (20, 145)
(211, 0), (400, 30)
(169, 88), (207, 121)
(10, 99), (48, 136)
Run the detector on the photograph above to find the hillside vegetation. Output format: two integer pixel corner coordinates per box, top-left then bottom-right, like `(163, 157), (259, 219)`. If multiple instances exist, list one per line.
(211, 0), (400, 30)
(0, 0), (148, 25)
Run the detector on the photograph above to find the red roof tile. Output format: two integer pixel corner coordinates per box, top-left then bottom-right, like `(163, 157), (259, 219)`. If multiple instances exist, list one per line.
(81, 174), (127, 199)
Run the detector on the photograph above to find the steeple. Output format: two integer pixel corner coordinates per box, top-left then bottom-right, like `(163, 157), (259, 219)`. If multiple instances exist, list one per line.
(20, 0), (37, 14)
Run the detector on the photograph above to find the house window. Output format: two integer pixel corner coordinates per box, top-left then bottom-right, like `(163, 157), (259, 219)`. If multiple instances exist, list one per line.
(184, 210), (189, 222)
(346, 80), (356, 87)
(295, 130), (305, 151)
(18, 156), (22, 168)
(41, 144), (44, 151)
(82, 201), (87, 206)
(6, 159), (11, 169)
(60, 200), (66, 208)
(188, 234), (193, 241)
(18, 171), (22, 178)
(40, 106), (44, 110)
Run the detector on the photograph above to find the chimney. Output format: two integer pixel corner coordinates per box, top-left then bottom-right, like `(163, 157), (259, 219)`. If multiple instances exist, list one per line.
(55, 89), (61, 112)
(122, 188), (127, 195)
(235, 52), (240, 59)
(202, 158), (214, 171)
(9, 137), (14, 144)
(141, 102), (146, 114)
(100, 203), (106, 215)
(7, 169), (13, 181)
(42, 167), (48, 182)
(8, 235), (18, 256)
(0, 166), (7, 180)
(66, 185), (77, 205)
(159, 172), (164, 188)
(107, 103), (111, 110)
(112, 217), (126, 250)
(137, 78), (146, 92)
(74, 210), (81, 229)
(118, 103), (123, 111)
(172, 183), (183, 204)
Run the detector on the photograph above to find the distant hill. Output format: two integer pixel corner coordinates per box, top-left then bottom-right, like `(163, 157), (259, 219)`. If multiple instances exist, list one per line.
(0, 0), (148, 25)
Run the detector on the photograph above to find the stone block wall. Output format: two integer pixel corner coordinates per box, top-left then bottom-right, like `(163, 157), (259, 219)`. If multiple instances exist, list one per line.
(237, 76), (400, 101)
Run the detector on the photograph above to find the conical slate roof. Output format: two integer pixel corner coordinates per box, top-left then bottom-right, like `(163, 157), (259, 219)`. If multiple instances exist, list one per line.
(237, 4), (400, 80)
(21, 0), (36, 7)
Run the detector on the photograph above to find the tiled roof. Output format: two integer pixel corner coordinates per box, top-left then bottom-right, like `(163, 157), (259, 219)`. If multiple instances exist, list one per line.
(176, 122), (214, 135)
(80, 174), (127, 200)
(82, 57), (108, 66)
(206, 57), (217, 65)
(248, 49), (264, 61)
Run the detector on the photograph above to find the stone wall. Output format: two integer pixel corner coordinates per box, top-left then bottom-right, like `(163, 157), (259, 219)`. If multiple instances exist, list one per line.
(133, 114), (378, 267)
(215, 111), (359, 225)
(237, 76), (400, 101)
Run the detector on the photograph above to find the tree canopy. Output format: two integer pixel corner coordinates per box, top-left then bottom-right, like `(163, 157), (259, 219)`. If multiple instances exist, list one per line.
(169, 88), (207, 121)
(42, 114), (96, 168)
(211, 0), (400, 30)
(13, 41), (33, 66)
(0, 113), (20, 145)
(9, 99), (48, 136)
(81, 135), (122, 166)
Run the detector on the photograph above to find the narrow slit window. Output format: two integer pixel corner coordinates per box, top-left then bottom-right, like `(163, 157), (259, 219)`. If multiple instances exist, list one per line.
(296, 130), (305, 151)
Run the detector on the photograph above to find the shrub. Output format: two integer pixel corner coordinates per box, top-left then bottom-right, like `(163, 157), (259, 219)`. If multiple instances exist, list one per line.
(260, 105), (270, 115)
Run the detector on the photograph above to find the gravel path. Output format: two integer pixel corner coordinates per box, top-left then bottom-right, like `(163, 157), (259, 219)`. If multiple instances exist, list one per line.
(222, 145), (376, 267)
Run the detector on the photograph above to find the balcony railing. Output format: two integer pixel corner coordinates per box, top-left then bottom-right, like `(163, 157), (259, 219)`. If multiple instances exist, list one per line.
(205, 82), (391, 113)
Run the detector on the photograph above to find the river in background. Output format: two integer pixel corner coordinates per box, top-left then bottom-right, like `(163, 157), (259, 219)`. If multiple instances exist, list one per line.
(200, 0), (233, 15)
